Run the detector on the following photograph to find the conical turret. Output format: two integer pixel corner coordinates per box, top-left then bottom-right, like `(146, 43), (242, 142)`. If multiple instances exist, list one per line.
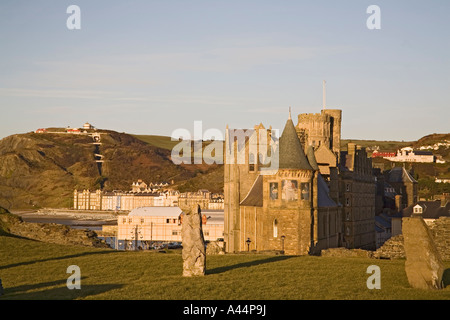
(279, 117), (313, 171)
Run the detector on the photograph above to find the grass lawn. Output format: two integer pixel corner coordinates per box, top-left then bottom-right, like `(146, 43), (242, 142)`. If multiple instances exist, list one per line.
(1, 234), (449, 300)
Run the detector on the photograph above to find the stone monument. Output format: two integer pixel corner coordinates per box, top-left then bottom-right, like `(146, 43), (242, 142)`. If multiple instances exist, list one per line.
(180, 204), (206, 277)
(402, 210), (444, 290)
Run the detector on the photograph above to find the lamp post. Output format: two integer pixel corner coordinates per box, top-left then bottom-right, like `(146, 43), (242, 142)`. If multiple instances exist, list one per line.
(246, 238), (251, 252)
(281, 235), (286, 255)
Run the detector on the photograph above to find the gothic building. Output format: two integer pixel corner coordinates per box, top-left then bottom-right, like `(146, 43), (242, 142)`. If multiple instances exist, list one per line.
(224, 109), (376, 255)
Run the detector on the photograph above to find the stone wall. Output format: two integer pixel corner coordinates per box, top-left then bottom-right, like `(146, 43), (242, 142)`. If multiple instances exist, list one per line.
(429, 217), (450, 261)
(373, 235), (405, 259)
(373, 217), (450, 261)
(321, 247), (373, 258)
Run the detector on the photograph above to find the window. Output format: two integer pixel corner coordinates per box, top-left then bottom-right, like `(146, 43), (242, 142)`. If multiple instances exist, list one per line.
(346, 184), (350, 192)
(346, 198), (350, 206)
(249, 154), (255, 172)
(166, 219), (170, 224)
(140, 218), (144, 224)
(300, 183), (310, 201)
(282, 180), (298, 201)
(269, 182), (279, 200)
(273, 219), (278, 238)
(122, 218), (126, 224)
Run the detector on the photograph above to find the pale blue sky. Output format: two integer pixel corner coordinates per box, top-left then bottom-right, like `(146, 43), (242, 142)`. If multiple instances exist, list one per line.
(0, 0), (449, 141)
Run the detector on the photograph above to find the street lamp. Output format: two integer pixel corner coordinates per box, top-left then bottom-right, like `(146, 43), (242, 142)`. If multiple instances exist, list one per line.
(246, 238), (251, 252)
(281, 235), (286, 254)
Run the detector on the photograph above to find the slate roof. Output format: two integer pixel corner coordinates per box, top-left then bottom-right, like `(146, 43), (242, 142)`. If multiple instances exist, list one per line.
(240, 175), (264, 207)
(402, 200), (450, 219)
(388, 167), (417, 184)
(317, 174), (337, 207)
(278, 118), (313, 171)
(306, 145), (320, 171)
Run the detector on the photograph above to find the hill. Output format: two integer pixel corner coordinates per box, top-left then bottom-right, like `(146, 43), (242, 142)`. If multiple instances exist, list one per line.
(0, 130), (222, 210)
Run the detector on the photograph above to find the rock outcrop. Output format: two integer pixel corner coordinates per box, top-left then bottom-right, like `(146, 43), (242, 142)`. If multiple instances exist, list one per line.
(0, 210), (109, 248)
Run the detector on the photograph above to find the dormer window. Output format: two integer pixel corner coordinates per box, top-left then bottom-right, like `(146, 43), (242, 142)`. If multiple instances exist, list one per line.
(413, 205), (423, 215)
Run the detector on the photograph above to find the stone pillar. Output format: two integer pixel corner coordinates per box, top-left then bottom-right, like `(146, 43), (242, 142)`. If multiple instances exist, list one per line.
(402, 214), (444, 290)
(181, 204), (206, 277)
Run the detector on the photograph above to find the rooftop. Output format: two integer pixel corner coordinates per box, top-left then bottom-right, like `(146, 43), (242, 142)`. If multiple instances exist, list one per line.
(129, 206), (183, 217)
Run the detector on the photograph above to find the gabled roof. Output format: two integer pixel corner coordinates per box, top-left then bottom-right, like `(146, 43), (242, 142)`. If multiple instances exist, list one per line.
(240, 175), (263, 207)
(388, 167), (417, 184)
(279, 118), (313, 170)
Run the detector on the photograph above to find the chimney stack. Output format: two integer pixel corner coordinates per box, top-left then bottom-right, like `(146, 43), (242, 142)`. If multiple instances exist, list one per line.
(395, 195), (403, 212)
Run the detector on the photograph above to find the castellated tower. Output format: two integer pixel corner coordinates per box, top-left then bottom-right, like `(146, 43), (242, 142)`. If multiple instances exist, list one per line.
(296, 109), (342, 155)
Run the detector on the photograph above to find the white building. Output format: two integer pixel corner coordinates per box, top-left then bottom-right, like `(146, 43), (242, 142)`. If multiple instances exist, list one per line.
(117, 207), (224, 243)
(386, 147), (435, 163)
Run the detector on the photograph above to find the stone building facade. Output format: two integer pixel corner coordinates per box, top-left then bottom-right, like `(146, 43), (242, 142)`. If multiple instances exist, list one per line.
(224, 113), (341, 255)
(339, 144), (377, 249)
(224, 108), (376, 254)
(73, 187), (223, 211)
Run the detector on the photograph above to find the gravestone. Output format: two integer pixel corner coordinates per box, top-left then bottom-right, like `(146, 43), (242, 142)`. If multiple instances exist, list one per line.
(180, 204), (206, 277)
(402, 215), (444, 290)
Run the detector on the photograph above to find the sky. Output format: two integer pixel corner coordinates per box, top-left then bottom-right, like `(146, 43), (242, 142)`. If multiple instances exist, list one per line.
(0, 0), (449, 141)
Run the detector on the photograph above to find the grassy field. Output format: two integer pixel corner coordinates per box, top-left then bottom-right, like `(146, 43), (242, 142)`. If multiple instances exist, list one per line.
(1, 235), (449, 300)
(132, 134), (181, 151)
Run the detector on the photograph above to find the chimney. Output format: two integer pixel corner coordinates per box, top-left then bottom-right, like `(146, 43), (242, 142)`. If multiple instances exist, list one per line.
(395, 195), (403, 212)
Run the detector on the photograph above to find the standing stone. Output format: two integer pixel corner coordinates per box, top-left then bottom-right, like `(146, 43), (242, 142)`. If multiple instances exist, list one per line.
(402, 215), (444, 290)
(181, 204), (206, 277)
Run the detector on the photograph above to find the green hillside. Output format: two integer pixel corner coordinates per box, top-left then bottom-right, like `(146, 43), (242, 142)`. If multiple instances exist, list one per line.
(132, 134), (180, 151)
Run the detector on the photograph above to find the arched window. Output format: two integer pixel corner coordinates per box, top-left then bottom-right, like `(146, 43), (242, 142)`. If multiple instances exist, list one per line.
(273, 219), (278, 238)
